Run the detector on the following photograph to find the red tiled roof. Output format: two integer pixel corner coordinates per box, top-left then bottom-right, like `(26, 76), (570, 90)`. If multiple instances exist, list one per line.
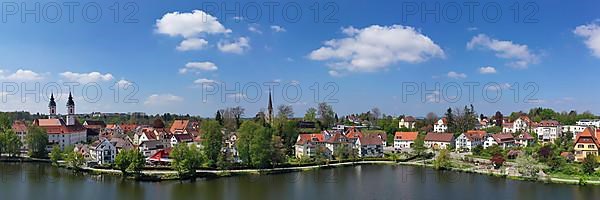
(325, 132), (348, 143)
(575, 128), (600, 147)
(296, 133), (325, 145)
(34, 118), (85, 134)
(492, 133), (515, 143)
(424, 132), (454, 142)
(11, 121), (28, 132)
(538, 120), (560, 127)
(395, 132), (418, 141)
(345, 127), (363, 139)
(169, 120), (190, 133)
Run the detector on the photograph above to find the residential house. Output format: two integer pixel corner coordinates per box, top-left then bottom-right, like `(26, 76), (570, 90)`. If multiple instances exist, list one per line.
(455, 130), (486, 152)
(576, 119), (600, 128)
(515, 133), (535, 147)
(365, 130), (387, 146)
(345, 127), (364, 145)
(324, 132), (351, 157)
(139, 140), (166, 157)
(574, 128), (600, 162)
(355, 134), (384, 158)
(223, 132), (240, 162)
(502, 116), (531, 133)
(170, 134), (194, 147)
(562, 125), (587, 140)
(394, 132), (418, 151)
(110, 135), (134, 153)
(12, 121), (28, 151)
(424, 133), (454, 150)
(484, 134), (515, 149)
(433, 118), (448, 133)
(294, 133), (327, 159)
(89, 138), (117, 165)
(398, 116), (416, 129)
(534, 120), (562, 143)
(74, 144), (90, 160)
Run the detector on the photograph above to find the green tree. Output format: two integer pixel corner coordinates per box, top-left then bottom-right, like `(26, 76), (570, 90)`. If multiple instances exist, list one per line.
(127, 150), (145, 175)
(201, 120), (223, 167)
(582, 154), (598, 175)
(115, 150), (132, 174)
(26, 126), (48, 158)
(250, 127), (274, 168)
(237, 121), (261, 164)
(215, 110), (223, 125)
(50, 145), (62, 166)
(171, 144), (204, 178)
(304, 107), (317, 121)
(433, 149), (451, 169)
(412, 134), (426, 156)
(444, 108), (455, 133)
(0, 130), (21, 157)
(65, 151), (85, 169)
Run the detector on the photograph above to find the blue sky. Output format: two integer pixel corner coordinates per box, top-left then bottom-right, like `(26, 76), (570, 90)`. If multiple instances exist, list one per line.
(1, 0), (600, 117)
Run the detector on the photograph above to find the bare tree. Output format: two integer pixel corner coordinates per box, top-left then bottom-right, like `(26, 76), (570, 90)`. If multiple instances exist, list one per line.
(277, 104), (294, 119)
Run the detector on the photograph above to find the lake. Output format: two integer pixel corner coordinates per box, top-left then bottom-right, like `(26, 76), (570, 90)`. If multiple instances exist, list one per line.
(1, 163), (599, 200)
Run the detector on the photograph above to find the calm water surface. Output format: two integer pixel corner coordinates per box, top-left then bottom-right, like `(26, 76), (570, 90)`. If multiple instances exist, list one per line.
(1, 163), (599, 200)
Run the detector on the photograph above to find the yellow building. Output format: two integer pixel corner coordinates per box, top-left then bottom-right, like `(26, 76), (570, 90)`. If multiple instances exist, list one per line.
(574, 127), (599, 162)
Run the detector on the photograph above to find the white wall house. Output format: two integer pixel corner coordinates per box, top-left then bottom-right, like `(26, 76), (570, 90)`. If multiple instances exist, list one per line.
(433, 118), (448, 133)
(483, 134), (515, 149)
(89, 138), (117, 165)
(534, 120), (562, 143)
(576, 119), (600, 128)
(398, 116), (416, 129)
(394, 132), (418, 151)
(455, 132), (484, 152)
(562, 125), (587, 140)
(503, 116), (531, 133)
(424, 133), (454, 150)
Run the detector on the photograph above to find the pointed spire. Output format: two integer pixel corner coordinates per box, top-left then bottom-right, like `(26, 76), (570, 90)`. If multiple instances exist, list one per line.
(67, 91), (75, 107)
(267, 89), (273, 124)
(48, 93), (56, 108)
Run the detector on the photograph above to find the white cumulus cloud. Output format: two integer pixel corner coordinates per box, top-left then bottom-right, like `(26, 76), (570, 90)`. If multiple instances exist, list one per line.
(0, 69), (44, 81)
(478, 66), (497, 74)
(60, 71), (114, 83)
(180, 62), (218, 74)
(218, 37), (250, 54)
(447, 71), (467, 79)
(144, 94), (183, 106)
(155, 10), (231, 38)
(176, 38), (208, 51)
(308, 24), (444, 74)
(574, 21), (600, 58)
(467, 34), (539, 69)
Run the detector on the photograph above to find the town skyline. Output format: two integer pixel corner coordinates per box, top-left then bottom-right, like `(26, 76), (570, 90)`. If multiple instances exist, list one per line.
(1, 0), (600, 117)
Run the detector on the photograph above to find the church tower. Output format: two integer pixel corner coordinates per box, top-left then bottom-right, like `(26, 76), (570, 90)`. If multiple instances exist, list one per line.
(48, 93), (56, 118)
(267, 89), (273, 124)
(66, 92), (75, 125)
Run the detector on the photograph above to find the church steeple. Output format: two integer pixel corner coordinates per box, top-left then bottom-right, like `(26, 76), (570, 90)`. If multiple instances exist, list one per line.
(66, 92), (76, 125)
(48, 93), (56, 117)
(267, 89), (273, 124)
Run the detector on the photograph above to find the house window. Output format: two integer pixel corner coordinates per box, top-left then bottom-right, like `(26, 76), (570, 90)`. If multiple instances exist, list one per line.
(578, 144), (584, 148)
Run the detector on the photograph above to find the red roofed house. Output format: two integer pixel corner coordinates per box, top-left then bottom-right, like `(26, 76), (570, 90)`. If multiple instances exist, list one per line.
(394, 132), (418, 151)
(294, 133), (328, 158)
(424, 132), (454, 150)
(355, 134), (384, 158)
(574, 127), (600, 162)
(515, 133), (535, 147)
(12, 121), (28, 151)
(34, 92), (86, 150)
(455, 131), (486, 152)
(483, 134), (515, 149)
(324, 132), (351, 158)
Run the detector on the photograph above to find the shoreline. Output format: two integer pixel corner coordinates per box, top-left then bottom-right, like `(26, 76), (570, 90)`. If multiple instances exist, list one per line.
(2, 157), (597, 185)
